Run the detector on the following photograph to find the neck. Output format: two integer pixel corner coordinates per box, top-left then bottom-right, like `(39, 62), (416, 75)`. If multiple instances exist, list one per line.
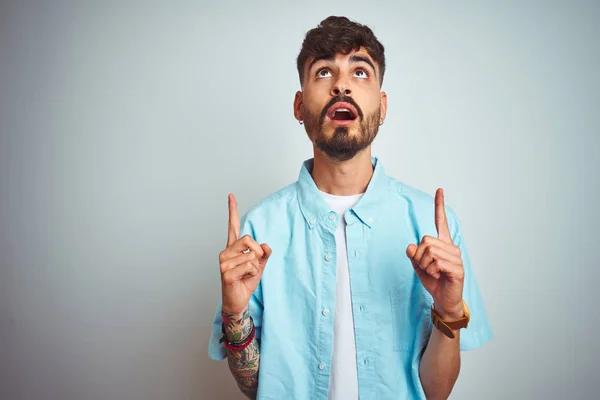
(310, 146), (374, 196)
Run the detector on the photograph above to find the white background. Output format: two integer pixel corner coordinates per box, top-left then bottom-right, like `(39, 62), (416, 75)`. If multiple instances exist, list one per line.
(1, 1), (598, 399)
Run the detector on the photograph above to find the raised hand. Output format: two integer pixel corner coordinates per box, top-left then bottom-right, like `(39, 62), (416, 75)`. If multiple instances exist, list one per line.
(219, 194), (272, 316)
(405, 188), (465, 319)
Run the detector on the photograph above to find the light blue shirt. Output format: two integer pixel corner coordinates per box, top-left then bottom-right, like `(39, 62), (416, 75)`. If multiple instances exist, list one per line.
(209, 156), (493, 399)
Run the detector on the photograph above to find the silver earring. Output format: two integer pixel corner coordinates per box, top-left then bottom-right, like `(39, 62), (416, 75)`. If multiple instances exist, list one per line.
(379, 120), (384, 126)
(299, 120), (304, 125)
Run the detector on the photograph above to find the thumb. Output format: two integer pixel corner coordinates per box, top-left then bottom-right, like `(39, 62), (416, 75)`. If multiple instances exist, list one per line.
(406, 243), (417, 260)
(405, 244), (420, 270)
(406, 243), (427, 281)
(260, 243), (272, 262)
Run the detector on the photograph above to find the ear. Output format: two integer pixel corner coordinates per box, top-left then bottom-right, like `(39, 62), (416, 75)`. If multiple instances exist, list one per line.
(293, 91), (303, 122)
(379, 91), (388, 124)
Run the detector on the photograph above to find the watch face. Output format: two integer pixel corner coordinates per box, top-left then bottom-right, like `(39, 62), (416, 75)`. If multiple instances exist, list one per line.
(462, 300), (470, 320)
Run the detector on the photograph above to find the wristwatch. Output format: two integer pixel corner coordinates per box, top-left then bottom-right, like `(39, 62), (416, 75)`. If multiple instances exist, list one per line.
(431, 300), (470, 339)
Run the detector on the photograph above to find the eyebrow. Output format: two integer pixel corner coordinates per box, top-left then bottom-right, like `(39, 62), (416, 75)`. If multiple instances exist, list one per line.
(307, 53), (377, 76)
(307, 54), (335, 72)
(349, 54), (376, 74)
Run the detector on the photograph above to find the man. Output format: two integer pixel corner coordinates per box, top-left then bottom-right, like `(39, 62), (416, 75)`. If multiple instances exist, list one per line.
(208, 16), (492, 400)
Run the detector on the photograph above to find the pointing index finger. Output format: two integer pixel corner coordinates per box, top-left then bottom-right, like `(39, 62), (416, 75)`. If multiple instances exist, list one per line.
(435, 188), (452, 243)
(227, 193), (241, 247)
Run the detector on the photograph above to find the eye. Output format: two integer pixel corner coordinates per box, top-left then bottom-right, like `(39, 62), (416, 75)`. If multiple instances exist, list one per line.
(354, 68), (368, 79)
(316, 68), (332, 78)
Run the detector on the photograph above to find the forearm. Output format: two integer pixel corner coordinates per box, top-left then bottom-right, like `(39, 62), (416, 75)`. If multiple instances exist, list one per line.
(222, 308), (260, 399)
(419, 324), (461, 399)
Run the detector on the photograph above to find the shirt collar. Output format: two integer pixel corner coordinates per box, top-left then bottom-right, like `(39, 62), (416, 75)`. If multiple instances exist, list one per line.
(296, 156), (388, 229)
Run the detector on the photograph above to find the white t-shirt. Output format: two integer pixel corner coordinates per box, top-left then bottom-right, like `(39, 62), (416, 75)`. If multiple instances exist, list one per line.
(320, 190), (364, 400)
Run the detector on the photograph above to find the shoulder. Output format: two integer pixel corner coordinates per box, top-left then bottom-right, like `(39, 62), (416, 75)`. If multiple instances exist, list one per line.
(385, 176), (461, 236)
(240, 183), (297, 228)
(387, 177), (434, 206)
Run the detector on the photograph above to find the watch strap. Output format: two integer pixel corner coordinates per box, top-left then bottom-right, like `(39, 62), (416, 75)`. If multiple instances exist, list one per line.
(431, 300), (470, 339)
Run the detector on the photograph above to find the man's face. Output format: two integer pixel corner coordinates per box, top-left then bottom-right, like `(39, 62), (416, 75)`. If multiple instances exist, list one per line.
(294, 47), (387, 162)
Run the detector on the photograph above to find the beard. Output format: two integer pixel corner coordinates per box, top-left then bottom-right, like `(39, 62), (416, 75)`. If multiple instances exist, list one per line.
(302, 97), (381, 163)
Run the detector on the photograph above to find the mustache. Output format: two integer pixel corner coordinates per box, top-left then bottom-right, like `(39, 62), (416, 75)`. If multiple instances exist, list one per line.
(319, 96), (364, 121)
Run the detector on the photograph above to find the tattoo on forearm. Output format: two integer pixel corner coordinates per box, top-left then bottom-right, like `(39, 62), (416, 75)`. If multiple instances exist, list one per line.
(222, 309), (260, 399)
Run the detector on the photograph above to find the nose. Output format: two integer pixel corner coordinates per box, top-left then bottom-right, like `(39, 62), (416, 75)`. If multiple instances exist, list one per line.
(332, 87), (351, 97)
(331, 77), (352, 97)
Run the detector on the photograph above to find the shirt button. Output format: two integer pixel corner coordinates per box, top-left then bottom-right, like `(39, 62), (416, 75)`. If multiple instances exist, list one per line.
(367, 217), (373, 223)
(364, 359), (368, 365)
(322, 308), (330, 316)
(359, 305), (364, 312)
(353, 250), (357, 257)
(328, 213), (335, 221)
(325, 254), (332, 262)
(319, 363), (326, 370)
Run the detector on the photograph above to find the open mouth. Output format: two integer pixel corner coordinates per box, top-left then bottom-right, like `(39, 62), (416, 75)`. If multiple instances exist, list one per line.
(327, 102), (358, 124)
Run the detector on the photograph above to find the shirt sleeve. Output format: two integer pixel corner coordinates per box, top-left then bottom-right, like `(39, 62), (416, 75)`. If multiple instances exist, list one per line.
(207, 213), (265, 361)
(448, 208), (493, 351)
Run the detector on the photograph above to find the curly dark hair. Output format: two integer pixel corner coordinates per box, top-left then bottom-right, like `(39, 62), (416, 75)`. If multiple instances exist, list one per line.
(296, 16), (386, 87)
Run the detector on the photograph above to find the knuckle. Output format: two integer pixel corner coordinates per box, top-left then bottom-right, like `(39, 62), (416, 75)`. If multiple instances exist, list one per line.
(222, 272), (233, 284)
